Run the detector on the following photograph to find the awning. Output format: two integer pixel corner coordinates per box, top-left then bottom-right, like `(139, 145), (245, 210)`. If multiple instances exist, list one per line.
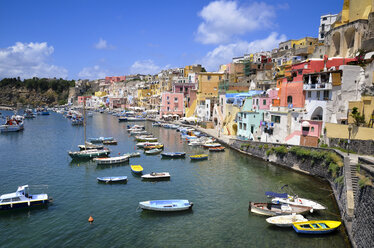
(301, 121), (310, 127)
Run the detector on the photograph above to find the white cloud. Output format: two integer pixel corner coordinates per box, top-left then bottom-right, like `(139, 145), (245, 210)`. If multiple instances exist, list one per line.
(94, 38), (115, 50)
(199, 32), (287, 71)
(78, 65), (108, 79)
(130, 59), (166, 75)
(0, 42), (68, 79)
(196, 1), (276, 44)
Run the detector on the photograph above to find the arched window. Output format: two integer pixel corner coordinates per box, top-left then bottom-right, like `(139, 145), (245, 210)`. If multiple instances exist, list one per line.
(287, 96), (293, 104)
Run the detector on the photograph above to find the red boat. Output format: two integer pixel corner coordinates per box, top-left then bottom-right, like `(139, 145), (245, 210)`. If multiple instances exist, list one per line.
(208, 146), (225, 152)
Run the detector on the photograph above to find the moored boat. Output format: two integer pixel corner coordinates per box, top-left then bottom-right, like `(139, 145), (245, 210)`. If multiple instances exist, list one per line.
(89, 137), (114, 143)
(208, 146), (225, 152)
(292, 220), (341, 234)
(0, 185), (50, 211)
(124, 152), (141, 158)
(152, 122), (162, 126)
(97, 176), (128, 183)
(161, 152), (186, 158)
(138, 199), (193, 212)
(131, 165), (143, 174)
(266, 214), (308, 227)
(266, 191), (326, 210)
(78, 142), (104, 150)
(136, 142), (162, 148)
(249, 202), (313, 216)
(141, 172), (170, 180)
(93, 154), (129, 165)
(202, 143), (222, 148)
(0, 116), (24, 133)
(145, 148), (162, 155)
(190, 154), (208, 161)
(103, 140), (118, 145)
(143, 144), (164, 150)
(68, 148), (110, 159)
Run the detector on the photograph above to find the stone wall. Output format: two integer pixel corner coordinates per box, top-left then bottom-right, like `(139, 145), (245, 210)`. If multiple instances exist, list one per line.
(329, 138), (374, 155)
(352, 186), (374, 248)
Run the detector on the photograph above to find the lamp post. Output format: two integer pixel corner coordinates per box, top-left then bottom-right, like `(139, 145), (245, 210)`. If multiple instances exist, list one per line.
(348, 124), (353, 156)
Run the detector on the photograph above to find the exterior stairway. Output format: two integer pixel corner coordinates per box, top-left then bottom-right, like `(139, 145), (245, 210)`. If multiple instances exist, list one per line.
(349, 155), (359, 197)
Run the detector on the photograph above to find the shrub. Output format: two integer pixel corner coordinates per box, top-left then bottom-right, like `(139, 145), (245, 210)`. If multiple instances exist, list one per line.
(320, 143), (328, 148)
(273, 146), (288, 156)
(258, 145), (263, 149)
(263, 144), (269, 149)
(328, 162), (339, 178)
(358, 176), (372, 188)
(334, 175), (344, 185)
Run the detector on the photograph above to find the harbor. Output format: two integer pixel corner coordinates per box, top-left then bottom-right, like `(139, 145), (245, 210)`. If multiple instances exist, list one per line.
(0, 110), (349, 247)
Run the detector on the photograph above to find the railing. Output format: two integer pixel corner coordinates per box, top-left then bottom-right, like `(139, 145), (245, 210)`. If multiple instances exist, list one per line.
(303, 83), (332, 90)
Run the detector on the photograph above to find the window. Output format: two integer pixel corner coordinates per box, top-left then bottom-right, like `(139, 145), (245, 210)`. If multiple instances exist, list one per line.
(308, 91), (311, 98)
(285, 45), (289, 50)
(320, 33), (325, 39)
(244, 113), (247, 118)
(174, 97), (178, 102)
(207, 76), (211, 80)
(317, 91), (320, 100)
(263, 99), (266, 105)
(302, 126), (310, 132)
(271, 115), (281, 123)
(167, 96), (169, 100)
(256, 99), (259, 105)
(323, 17), (327, 21)
(12, 197), (21, 201)
(167, 101), (170, 105)
(310, 42), (313, 45)
(167, 107), (170, 111)
(243, 123), (247, 130)
(311, 127), (315, 132)
(323, 90), (329, 100)
(219, 76), (222, 80)
(239, 123), (242, 129)
(287, 96), (293, 104)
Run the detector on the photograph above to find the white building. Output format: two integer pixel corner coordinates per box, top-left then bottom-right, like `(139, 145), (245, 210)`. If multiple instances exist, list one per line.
(319, 14), (338, 42)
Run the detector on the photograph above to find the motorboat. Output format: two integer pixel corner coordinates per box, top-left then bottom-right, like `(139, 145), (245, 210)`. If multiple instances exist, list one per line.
(0, 116), (24, 133)
(249, 202), (313, 216)
(103, 140), (118, 145)
(292, 220), (341, 234)
(152, 122), (162, 126)
(0, 185), (50, 210)
(202, 143), (222, 148)
(136, 136), (158, 142)
(143, 144), (164, 150)
(161, 152), (186, 158)
(93, 154), (129, 165)
(78, 142), (104, 150)
(190, 154), (208, 161)
(97, 176), (128, 183)
(89, 137), (114, 143)
(131, 165), (143, 174)
(141, 172), (170, 180)
(136, 142), (162, 148)
(123, 152), (141, 158)
(23, 109), (35, 118)
(266, 191), (326, 210)
(138, 199), (193, 212)
(266, 214), (308, 227)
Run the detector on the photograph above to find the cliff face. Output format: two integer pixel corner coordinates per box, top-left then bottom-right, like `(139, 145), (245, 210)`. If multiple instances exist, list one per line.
(0, 85), (69, 107)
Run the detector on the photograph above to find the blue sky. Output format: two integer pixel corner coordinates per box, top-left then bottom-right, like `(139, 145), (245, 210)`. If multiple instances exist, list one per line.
(0, 0), (343, 80)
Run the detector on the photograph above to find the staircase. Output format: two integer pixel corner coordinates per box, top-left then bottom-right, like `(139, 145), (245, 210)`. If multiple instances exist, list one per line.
(349, 156), (359, 197)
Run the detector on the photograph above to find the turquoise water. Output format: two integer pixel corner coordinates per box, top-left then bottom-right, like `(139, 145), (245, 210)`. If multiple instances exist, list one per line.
(0, 111), (349, 247)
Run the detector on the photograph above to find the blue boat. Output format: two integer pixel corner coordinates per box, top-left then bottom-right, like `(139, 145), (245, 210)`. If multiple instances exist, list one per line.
(138, 199), (193, 212)
(97, 176), (128, 183)
(161, 152), (186, 158)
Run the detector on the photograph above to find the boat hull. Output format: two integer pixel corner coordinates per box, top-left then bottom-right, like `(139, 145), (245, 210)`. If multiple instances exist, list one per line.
(292, 220), (341, 234)
(97, 176), (128, 183)
(0, 199), (49, 210)
(139, 200), (193, 212)
(249, 202), (312, 216)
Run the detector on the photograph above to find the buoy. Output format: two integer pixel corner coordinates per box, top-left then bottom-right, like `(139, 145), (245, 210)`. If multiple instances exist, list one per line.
(88, 216), (94, 223)
(118, 152), (120, 155)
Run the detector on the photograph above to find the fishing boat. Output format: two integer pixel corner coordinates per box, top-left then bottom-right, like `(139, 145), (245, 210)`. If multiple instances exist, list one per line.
(143, 144), (164, 150)
(202, 143), (222, 148)
(89, 137), (114, 143)
(0, 185), (50, 211)
(145, 148), (162, 155)
(152, 122), (162, 126)
(23, 109), (35, 118)
(103, 140), (118, 145)
(292, 220), (341, 234)
(69, 148), (110, 159)
(249, 202), (312, 216)
(190, 154), (208, 161)
(71, 117), (84, 126)
(138, 199), (193, 212)
(141, 172), (170, 180)
(161, 152), (186, 158)
(130, 130), (149, 135)
(131, 165), (143, 174)
(136, 136), (158, 142)
(209, 146), (225, 152)
(126, 125), (145, 132)
(123, 152), (141, 158)
(136, 142), (162, 148)
(78, 142), (104, 150)
(266, 214), (308, 227)
(93, 154), (129, 165)
(97, 176), (128, 183)
(266, 191), (326, 210)
(0, 116), (24, 133)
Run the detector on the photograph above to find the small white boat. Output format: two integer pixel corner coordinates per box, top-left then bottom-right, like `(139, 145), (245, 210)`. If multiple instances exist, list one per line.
(266, 191), (326, 210)
(145, 148), (162, 155)
(97, 176), (128, 183)
(266, 214), (308, 227)
(136, 142), (162, 148)
(93, 154), (130, 165)
(0, 185), (50, 210)
(139, 199), (193, 212)
(202, 143), (222, 148)
(123, 152), (141, 158)
(249, 202), (312, 216)
(141, 172), (170, 180)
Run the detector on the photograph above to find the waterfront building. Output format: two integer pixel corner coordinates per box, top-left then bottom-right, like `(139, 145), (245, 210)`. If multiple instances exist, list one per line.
(236, 97), (264, 140)
(319, 14), (338, 42)
(160, 92), (184, 118)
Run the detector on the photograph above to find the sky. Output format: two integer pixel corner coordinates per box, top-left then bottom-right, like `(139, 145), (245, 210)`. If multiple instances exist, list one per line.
(0, 0), (344, 80)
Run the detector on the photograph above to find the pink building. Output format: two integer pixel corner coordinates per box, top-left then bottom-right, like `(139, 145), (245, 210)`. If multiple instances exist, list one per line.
(252, 89), (278, 110)
(105, 76), (126, 83)
(78, 96), (91, 105)
(160, 92), (184, 118)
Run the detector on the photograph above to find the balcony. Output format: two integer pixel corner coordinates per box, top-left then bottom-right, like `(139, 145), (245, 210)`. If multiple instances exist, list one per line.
(303, 83), (332, 91)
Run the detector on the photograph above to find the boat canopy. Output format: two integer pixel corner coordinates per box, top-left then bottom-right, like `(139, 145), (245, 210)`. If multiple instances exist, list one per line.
(265, 191), (288, 198)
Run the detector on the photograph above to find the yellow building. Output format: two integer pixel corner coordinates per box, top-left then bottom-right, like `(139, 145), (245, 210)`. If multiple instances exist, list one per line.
(137, 87), (152, 107)
(196, 72), (224, 102)
(95, 91), (107, 97)
(349, 96), (374, 127)
(184, 64), (204, 77)
(333, 0), (374, 28)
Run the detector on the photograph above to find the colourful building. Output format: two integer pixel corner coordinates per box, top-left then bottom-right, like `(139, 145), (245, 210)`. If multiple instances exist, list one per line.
(236, 97), (264, 140)
(252, 89), (278, 110)
(105, 76), (126, 83)
(160, 92), (184, 118)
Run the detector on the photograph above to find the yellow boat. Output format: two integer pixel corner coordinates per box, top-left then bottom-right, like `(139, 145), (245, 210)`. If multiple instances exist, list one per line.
(292, 220), (341, 234)
(190, 154), (208, 161)
(131, 165), (143, 174)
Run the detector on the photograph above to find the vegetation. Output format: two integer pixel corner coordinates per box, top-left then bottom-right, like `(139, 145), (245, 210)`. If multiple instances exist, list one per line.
(358, 174), (373, 188)
(0, 77), (75, 92)
(334, 175), (344, 185)
(350, 107), (365, 126)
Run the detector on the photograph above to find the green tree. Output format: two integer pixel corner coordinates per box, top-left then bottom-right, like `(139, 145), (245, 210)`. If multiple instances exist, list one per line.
(350, 107), (365, 126)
